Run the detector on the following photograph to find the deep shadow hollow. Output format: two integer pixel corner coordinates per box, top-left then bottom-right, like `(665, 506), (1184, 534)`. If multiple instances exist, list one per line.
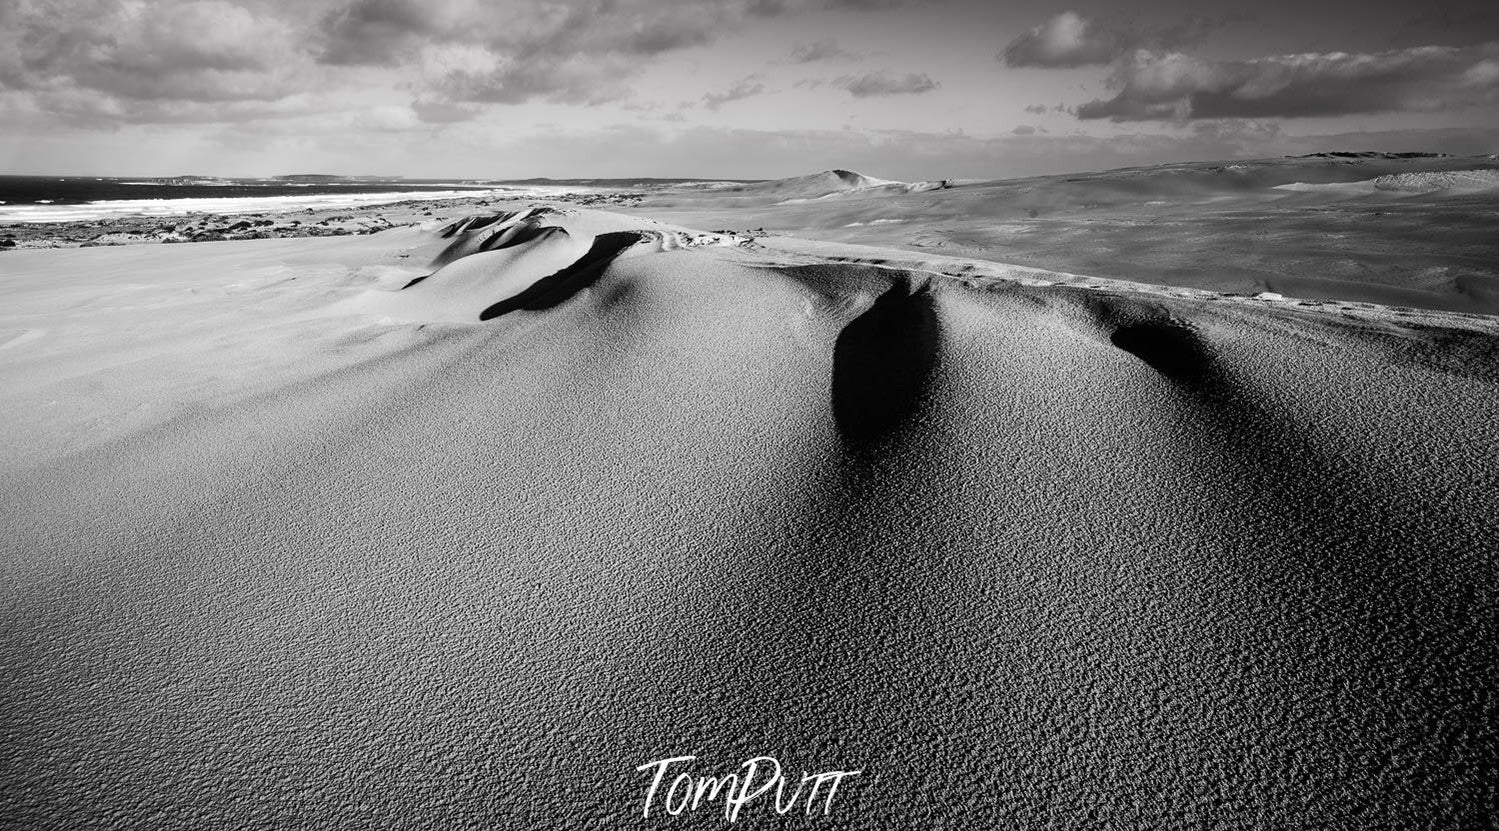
(478, 231), (644, 322)
(831, 276), (940, 450)
(479, 224), (568, 253)
(439, 211), (513, 239)
(1109, 321), (1211, 383)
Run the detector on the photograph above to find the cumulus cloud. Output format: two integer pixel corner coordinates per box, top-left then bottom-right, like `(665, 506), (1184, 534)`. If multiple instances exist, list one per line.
(703, 78), (768, 110)
(1078, 43), (1499, 121)
(317, 0), (744, 69)
(1000, 11), (1230, 69)
(315, 0), (905, 70)
(433, 56), (638, 106)
(316, 0), (909, 106)
(1001, 12), (1123, 68)
(0, 0), (303, 106)
(317, 0), (446, 65)
(834, 71), (939, 97)
(0, 0), (910, 125)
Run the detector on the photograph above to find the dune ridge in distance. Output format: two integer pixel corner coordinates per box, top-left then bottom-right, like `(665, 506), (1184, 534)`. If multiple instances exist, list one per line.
(642, 158), (1499, 316)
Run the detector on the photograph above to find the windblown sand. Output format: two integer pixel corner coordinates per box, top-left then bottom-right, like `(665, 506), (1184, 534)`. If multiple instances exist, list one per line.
(2, 168), (1496, 829)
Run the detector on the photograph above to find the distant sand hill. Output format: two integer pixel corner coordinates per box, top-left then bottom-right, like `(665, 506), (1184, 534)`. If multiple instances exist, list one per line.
(640, 155), (1499, 315)
(740, 168), (897, 194)
(716, 168), (948, 202)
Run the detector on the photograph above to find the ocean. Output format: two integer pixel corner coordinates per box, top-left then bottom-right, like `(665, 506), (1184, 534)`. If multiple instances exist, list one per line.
(0, 176), (511, 223)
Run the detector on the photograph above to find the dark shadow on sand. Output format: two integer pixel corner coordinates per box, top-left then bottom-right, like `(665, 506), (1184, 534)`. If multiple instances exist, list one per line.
(479, 224), (567, 253)
(478, 231), (644, 321)
(1109, 321), (1211, 383)
(831, 276), (940, 450)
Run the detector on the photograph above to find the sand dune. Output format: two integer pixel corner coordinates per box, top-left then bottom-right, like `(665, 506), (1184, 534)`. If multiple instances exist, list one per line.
(740, 168), (898, 195)
(1, 199), (1496, 829)
(1277, 168), (1499, 195)
(641, 156), (1499, 316)
(703, 169), (947, 204)
(1374, 168), (1499, 192)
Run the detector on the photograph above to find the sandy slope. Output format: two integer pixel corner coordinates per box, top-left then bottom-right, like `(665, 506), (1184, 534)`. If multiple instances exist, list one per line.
(1, 202), (1496, 830)
(641, 158), (1499, 316)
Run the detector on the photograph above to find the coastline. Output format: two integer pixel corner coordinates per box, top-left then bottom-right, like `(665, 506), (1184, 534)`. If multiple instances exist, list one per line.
(0, 190), (652, 250)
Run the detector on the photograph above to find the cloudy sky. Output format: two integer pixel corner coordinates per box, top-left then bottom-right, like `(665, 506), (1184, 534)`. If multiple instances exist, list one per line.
(1, 0), (1497, 179)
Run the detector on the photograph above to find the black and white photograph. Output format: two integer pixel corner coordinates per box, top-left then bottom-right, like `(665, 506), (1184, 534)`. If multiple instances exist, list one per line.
(1, 1), (1497, 828)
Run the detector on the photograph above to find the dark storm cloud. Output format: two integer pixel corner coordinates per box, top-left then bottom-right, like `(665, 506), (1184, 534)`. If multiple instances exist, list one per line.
(834, 71), (940, 97)
(1078, 43), (1499, 121)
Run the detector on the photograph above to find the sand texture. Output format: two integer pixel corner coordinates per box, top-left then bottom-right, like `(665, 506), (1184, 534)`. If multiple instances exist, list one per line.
(2, 171), (1497, 829)
(642, 156), (1499, 316)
